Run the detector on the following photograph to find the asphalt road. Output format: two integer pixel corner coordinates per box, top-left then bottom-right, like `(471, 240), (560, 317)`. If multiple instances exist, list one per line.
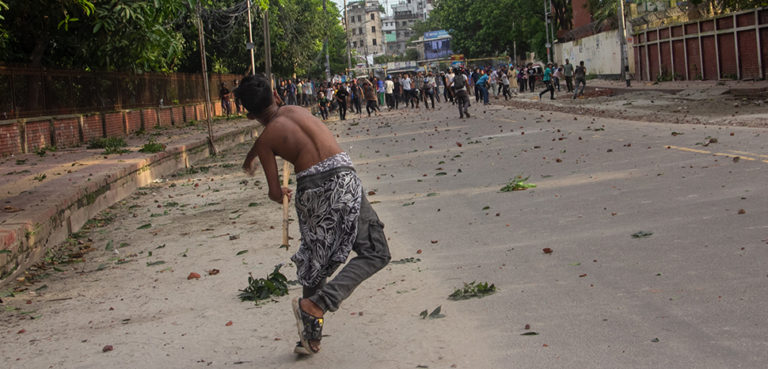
(3, 99), (767, 369)
(343, 101), (768, 368)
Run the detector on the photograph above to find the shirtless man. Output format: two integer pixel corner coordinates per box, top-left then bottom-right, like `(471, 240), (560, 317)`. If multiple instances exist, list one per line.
(236, 74), (391, 355)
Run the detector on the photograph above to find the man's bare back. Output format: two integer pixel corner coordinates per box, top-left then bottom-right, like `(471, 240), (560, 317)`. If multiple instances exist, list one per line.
(243, 104), (342, 203)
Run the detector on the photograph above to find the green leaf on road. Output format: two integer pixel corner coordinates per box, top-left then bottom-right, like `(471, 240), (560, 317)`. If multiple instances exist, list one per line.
(236, 250), (248, 256)
(419, 309), (428, 319)
(631, 231), (653, 239)
(521, 332), (539, 336)
(426, 192), (439, 197)
(137, 223), (152, 230)
(146, 261), (166, 266)
(105, 240), (113, 251)
(428, 305), (445, 319)
(449, 281), (496, 300)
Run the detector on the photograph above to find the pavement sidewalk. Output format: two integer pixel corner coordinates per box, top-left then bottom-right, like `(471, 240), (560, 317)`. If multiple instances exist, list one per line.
(0, 118), (259, 285)
(583, 78), (768, 96)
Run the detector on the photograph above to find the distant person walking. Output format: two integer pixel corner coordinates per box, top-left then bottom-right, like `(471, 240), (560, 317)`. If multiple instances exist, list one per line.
(219, 82), (232, 117)
(538, 63), (555, 100)
(451, 68), (471, 119)
(363, 79), (378, 117)
(572, 61), (587, 99)
(563, 59), (574, 93)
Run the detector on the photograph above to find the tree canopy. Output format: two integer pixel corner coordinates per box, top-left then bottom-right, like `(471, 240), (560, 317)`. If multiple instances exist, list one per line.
(0, 0), (348, 79)
(429, 0), (552, 61)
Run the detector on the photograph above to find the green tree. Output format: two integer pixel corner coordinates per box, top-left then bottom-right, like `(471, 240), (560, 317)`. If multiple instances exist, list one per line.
(430, 0), (547, 61)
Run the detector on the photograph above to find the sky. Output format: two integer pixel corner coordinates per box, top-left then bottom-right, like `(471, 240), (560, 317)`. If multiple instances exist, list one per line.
(330, 0), (395, 17)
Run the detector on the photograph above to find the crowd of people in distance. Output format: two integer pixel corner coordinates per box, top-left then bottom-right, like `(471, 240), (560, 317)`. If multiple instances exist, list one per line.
(217, 59), (589, 122)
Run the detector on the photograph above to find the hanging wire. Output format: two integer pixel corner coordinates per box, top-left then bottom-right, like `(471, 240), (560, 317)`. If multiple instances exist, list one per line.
(199, 0), (250, 40)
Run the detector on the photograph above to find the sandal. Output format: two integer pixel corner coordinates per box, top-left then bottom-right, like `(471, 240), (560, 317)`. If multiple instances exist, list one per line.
(294, 341), (311, 355)
(292, 298), (323, 354)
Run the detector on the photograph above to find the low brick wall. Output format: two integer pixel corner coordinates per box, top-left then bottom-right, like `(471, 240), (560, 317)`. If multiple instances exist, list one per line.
(104, 112), (124, 138)
(125, 110), (143, 134)
(158, 108), (172, 127)
(0, 104), (217, 156)
(142, 109), (158, 129)
(26, 119), (52, 152)
(82, 114), (104, 142)
(0, 123), (22, 154)
(53, 116), (81, 148)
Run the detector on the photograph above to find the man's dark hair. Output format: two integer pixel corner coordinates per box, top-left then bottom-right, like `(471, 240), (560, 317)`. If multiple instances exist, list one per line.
(235, 74), (273, 115)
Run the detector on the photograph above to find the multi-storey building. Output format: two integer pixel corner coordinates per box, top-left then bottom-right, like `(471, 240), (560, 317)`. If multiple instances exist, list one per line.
(388, 0), (432, 56)
(382, 15), (397, 55)
(346, 1), (385, 63)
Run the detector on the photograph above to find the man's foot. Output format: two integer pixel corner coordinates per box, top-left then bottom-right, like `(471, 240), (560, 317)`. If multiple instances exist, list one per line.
(294, 341), (312, 355)
(465, 111), (470, 118)
(292, 298), (323, 354)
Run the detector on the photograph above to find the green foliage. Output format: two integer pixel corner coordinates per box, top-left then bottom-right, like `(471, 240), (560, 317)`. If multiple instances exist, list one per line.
(88, 137), (129, 154)
(1, 0), (347, 78)
(239, 264), (289, 302)
(138, 138), (166, 153)
(448, 281), (496, 300)
(430, 0), (554, 61)
(500, 176), (537, 192)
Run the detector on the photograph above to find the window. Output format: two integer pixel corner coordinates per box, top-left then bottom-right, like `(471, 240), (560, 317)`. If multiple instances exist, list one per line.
(352, 29), (356, 35)
(371, 26), (375, 33)
(350, 16), (355, 23)
(372, 39), (377, 45)
(353, 41), (357, 48)
(358, 27), (362, 34)
(357, 15), (361, 22)
(370, 13), (375, 20)
(402, 21), (406, 26)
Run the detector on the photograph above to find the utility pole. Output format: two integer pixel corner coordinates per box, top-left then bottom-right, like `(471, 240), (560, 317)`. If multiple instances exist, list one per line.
(344, 0), (352, 76)
(323, 0), (331, 82)
(618, 0), (629, 79)
(543, 0), (551, 63)
(362, 2), (371, 75)
(246, 0), (256, 75)
(263, 7), (273, 88)
(549, 0), (555, 63)
(195, 0), (217, 155)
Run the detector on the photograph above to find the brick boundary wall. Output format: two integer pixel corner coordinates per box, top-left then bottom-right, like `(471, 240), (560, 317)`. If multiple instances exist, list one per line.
(0, 123), (22, 154)
(82, 114), (104, 142)
(633, 8), (767, 81)
(25, 119), (52, 152)
(142, 109), (158, 129)
(52, 116), (81, 148)
(0, 104), (222, 156)
(158, 108), (173, 127)
(125, 110), (143, 134)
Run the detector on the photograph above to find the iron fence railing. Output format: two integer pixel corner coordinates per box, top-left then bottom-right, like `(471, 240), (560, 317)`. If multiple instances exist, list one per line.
(0, 65), (241, 119)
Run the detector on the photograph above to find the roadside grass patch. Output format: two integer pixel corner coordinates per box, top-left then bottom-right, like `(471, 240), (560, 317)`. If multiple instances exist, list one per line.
(88, 137), (129, 155)
(139, 138), (166, 153)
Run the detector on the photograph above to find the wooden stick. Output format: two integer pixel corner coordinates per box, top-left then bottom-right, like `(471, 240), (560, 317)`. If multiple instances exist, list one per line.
(281, 160), (290, 249)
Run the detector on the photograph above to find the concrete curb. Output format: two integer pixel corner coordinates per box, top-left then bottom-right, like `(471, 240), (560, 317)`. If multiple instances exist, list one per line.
(0, 124), (258, 287)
